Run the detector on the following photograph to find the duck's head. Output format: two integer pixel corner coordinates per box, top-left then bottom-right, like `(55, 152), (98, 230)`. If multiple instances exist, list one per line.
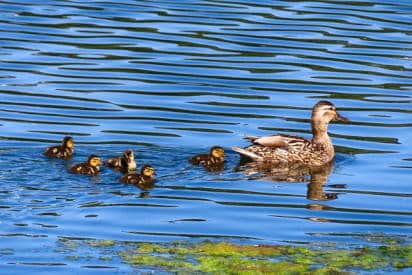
(62, 136), (74, 149)
(312, 101), (349, 124)
(210, 146), (225, 158)
(88, 155), (101, 167)
(141, 164), (155, 177)
(123, 150), (135, 163)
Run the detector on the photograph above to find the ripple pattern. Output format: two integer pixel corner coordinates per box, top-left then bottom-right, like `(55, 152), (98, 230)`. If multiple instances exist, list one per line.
(0, 0), (412, 272)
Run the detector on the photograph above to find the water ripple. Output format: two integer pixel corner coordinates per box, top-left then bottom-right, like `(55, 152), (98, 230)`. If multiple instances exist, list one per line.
(1, 0), (412, 272)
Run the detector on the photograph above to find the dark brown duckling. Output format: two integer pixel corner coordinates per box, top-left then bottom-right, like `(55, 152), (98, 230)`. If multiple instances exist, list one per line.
(120, 165), (155, 189)
(44, 136), (74, 159)
(189, 146), (225, 170)
(70, 154), (101, 176)
(104, 149), (136, 173)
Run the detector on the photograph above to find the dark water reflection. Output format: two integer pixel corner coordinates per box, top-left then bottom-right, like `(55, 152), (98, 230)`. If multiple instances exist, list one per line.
(237, 160), (337, 201)
(1, 0), (412, 272)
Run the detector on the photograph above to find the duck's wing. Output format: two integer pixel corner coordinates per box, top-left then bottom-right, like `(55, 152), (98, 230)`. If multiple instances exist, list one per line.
(233, 134), (311, 162)
(245, 135), (288, 148)
(245, 134), (310, 151)
(189, 154), (209, 165)
(70, 163), (88, 174)
(232, 147), (265, 161)
(44, 145), (67, 158)
(104, 157), (121, 167)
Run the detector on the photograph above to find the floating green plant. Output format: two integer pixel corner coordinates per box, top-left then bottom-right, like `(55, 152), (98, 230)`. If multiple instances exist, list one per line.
(60, 236), (411, 274)
(86, 239), (116, 247)
(118, 240), (412, 274)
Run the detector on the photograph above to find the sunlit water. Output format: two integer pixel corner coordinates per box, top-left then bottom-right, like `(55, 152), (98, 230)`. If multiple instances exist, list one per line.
(0, 0), (412, 272)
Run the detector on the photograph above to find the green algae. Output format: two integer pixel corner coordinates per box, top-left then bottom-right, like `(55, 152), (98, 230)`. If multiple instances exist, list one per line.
(86, 240), (116, 247)
(63, 236), (411, 274)
(118, 241), (412, 274)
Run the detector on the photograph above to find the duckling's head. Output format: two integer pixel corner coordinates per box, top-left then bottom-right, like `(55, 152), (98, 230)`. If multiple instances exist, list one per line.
(312, 101), (348, 124)
(210, 146), (225, 158)
(141, 165), (155, 177)
(62, 136), (74, 149)
(123, 150), (135, 163)
(88, 155), (101, 167)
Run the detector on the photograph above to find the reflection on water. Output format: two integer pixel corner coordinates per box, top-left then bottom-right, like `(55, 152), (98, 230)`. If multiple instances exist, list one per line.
(306, 163), (337, 201)
(1, 0), (412, 272)
(237, 158), (337, 201)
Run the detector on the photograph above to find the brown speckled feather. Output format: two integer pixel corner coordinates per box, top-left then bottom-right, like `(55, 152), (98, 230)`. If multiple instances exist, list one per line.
(105, 157), (122, 167)
(44, 146), (73, 159)
(104, 157), (129, 172)
(70, 163), (100, 175)
(104, 150), (136, 173)
(233, 101), (349, 167)
(120, 173), (155, 190)
(239, 138), (332, 167)
(189, 154), (224, 171)
(189, 154), (223, 165)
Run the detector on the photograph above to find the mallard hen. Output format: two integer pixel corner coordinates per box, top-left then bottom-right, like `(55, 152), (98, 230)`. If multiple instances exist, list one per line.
(232, 101), (349, 167)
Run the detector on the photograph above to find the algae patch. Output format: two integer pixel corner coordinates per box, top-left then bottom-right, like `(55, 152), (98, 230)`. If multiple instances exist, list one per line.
(119, 241), (412, 274)
(86, 240), (116, 247)
(61, 237), (412, 274)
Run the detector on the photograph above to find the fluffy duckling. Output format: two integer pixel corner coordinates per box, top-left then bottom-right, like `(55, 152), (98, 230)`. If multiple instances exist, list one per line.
(44, 136), (74, 159)
(104, 149), (136, 173)
(120, 165), (155, 189)
(70, 154), (101, 175)
(189, 146), (225, 169)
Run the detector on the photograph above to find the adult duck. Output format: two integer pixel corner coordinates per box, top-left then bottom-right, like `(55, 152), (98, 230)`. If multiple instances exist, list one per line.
(232, 101), (349, 167)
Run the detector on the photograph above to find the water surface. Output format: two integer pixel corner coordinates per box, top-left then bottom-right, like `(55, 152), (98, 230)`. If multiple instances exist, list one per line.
(0, 0), (412, 273)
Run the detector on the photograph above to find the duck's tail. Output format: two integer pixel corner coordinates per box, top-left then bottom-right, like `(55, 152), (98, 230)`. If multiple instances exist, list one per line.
(231, 147), (264, 161)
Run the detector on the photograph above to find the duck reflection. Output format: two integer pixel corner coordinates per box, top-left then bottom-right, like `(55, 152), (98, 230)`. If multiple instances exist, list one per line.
(306, 162), (338, 201)
(236, 160), (339, 201)
(136, 180), (156, 192)
(139, 190), (152, 198)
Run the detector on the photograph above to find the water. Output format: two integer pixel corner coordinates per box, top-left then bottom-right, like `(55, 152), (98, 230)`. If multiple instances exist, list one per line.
(0, 0), (412, 272)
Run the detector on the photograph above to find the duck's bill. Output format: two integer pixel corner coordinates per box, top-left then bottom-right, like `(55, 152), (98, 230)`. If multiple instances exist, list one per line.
(334, 112), (349, 122)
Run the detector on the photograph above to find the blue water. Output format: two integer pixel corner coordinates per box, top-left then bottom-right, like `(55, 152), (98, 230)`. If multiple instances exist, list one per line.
(0, 0), (412, 273)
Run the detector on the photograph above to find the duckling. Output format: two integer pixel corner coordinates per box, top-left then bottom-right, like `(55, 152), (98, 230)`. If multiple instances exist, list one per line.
(120, 165), (155, 189)
(44, 136), (74, 159)
(70, 154), (101, 175)
(232, 101), (349, 167)
(189, 146), (225, 170)
(104, 149), (136, 173)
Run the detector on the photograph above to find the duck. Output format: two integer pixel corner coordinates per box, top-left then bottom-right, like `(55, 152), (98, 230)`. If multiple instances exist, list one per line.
(189, 146), (225, 171)
(120, 164), (155, 190)
(44, 136), (74, 159)
(104, 149), (136, 173)
(232, 101), (349, 167)
(69, 154), (101, 175)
